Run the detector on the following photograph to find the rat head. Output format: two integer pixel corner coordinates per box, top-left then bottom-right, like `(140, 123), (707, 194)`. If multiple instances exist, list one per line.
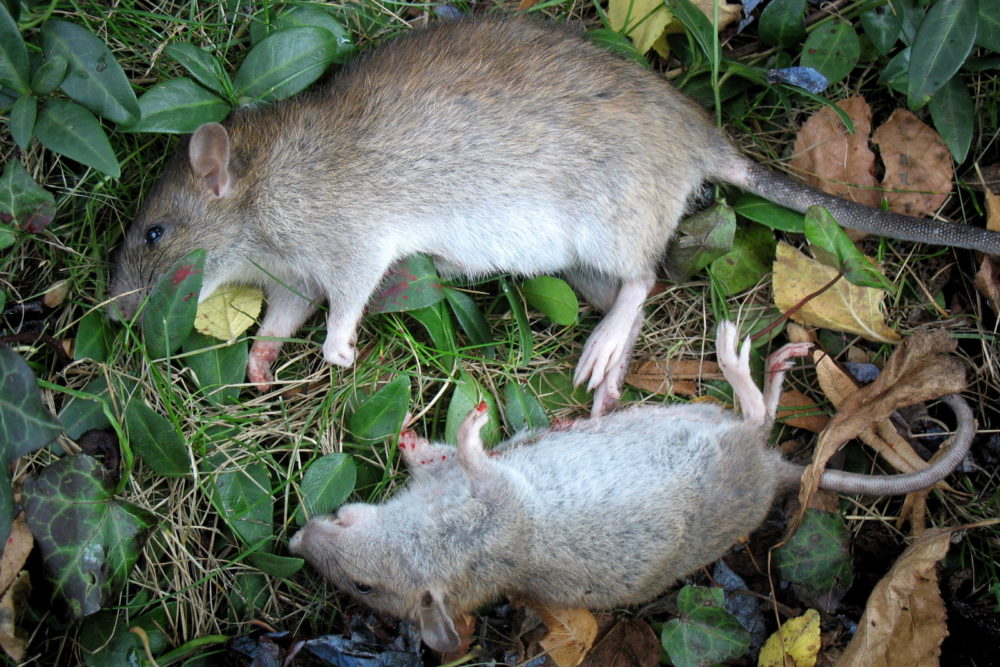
(289, 503), (463, 652)
(109, 122), (250, 321)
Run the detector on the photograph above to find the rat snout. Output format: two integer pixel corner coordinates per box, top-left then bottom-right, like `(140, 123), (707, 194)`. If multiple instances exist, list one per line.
(106, 282), (148, 323)
(288, 527), (305, 553)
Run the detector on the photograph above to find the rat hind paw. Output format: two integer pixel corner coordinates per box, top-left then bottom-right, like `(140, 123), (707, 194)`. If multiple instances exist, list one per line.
(399, 429), (455, 469)
(248, 340), (282, 390)
(715, 321), (766, 426)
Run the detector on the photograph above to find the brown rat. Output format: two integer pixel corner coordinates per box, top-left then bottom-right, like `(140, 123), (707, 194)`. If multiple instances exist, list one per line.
(109, 18), (1000, 415)
(288, 321), (975, 652)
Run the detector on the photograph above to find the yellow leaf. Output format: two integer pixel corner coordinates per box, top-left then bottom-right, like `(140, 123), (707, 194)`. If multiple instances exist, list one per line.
(194, 286), (264, 342)
(772, 242), (900, 344)
(608, 0), (674, 55)
(533, 603), (599, 667)
(758, 608), (821, 667)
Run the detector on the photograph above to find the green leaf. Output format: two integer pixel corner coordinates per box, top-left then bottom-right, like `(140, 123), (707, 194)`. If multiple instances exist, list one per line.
(707, 223), (776, 296)
(666, 0), (716, 59)
(182, 332), (246, 406)
(35, 99), (120, 177)
(660, 585), (751, 667)
(977, 0), (1000, 52)
(0, 1), (29, 93)
(233, 26), (338, 104)
(164, 43), (232, 98)
(123, 400), (189, 477)
(407, 300), (458, 355)
(878, 46), (911, 95)
(0, 344), (62, 464)
(896, 0), (927, 45)
(929, 75), (974, 163)
(248, 551), (303, 577)
(586, 28), (650, 69)
(30, 54), (68, 95)
(80, 608), (169, 667)
(9, 93), (35, 150)
(121, 78), (230, 133)
(801, 19), (860, 87)
(804, 206), (894, 291)
(503, 382), (549, 432)
(500, 277), (533, 366)
(369, 254), (444, 313)
(0, 225), (12, 250)
(0, 159), (55, 233)
(774, 508), (853, 610)
(22, 454), (155, 618)
(520, 276), (579, 326)
(349, 376), (410, 443)
(141, 249), (205, 359)
(907, 0), (979, 110)
(75, 311), (113, 363)
(860, 6), (902, 56)
(758, 0), (806, 48)
(273, 5), (355, 64)
(445, 371), (500, 446)
(444, 287), (495, 356)
(58, 376), (114, 439)
(295, 453), (357, 524)
(41, 20), (139, 124)
(526, 370), (590, 412)
(667, 202), (736, 281)
(0, 473), (11, 547)
(208, 461), (273, 548)
(732, 193), (804, 232)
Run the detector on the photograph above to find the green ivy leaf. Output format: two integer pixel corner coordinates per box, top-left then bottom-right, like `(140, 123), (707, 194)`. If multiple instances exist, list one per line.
(30, 53), (68, 95)
(445, 371), (500, 446)
(369, 254), (444, 313)
(74, 310), (113, 363)
(273, 5), (355, 64)
(859, 6), (902, 56)
(444, 287), (495, 357)
(660, 585), (751, 667)
(928, 75), (974, 163)
(707, 223), (776, 296)
(0, 344), (62, 464)
(295, 453), (357, 524)
(667, 202), (736, 282)
(906, 0), (979, 110)
(9, 93), (35, 150)
(41, 20), (139, 124)
(35, 98), (120, 178)
(774, 508), (853, 611)
(503, 382), (549, 432)
(732, 193), (805, 232)
(520, 276), (579, 326)
(23, 454), (155, 618)
(800, 19), (860, 87)
(79, 608), (170, 667)
(758, 0), (806, 48)
(141, 249), (204, 359)
(804, 206), (894, 291)
(182, 332), (246, 406)
(208, 460), (273, 548)
(233, 26), (338, 104)
(0, 159), (55, 233)
(121, 78), (230, 133)
(349, 376), (410, 443)
(164, 43), (232, 98)
(0, 1), (29, 93)
(123, 400), (189, 477)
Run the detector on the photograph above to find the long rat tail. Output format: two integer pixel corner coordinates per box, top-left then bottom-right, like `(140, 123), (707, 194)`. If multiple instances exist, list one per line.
(717, 159), (1000, 254)
(781, 394), (975, 496)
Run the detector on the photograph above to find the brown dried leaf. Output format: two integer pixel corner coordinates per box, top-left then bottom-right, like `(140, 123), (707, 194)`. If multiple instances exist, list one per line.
(835, 528), (952, 667)
(791, 96), (881, 209)
(0, 571), (29, 663)
(0, 517), (32, 596)
(42, 280), (69, 308)
(773, 242), (900, 343)
(533, 604), (599, 667)
(973, 255), (1000, 313)
(625, 359), (722, 397)
(579, 617), (659, 667)
(872, 110), (954, 217)
(776, 390), (829, 433)
(797, 331), (966, 519)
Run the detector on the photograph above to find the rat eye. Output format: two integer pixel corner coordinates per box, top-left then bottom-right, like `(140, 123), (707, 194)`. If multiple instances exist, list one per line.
(352, 581), (373, 595)
(144, 225), (165, 246)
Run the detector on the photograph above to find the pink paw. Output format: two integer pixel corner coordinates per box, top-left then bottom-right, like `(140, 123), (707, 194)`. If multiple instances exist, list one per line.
(768, 342), (813, 373)
(248, 341), (281, 391)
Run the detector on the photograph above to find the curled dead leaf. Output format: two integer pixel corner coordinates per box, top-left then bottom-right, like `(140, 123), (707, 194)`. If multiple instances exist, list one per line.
(579, 617), (659, 667)
(0, 517), (32, 597)
(791, 96), (881, 211)
(773, 242), (900, 343)
(776, 390), (829, 433)
(872, 109), (954, 217)
(532, 603), (599, 667)
(625, 358), (722, 397)
(0, 571), (29, 662)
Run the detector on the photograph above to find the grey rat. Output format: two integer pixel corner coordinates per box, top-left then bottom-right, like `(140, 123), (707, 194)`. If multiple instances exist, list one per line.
(109, 18), (1000, 415)
(288, 321), (975, 652)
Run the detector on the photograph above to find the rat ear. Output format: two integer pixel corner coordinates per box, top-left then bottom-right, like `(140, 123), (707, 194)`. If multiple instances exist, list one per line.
(189, 123), (235, 197)
(335, 504), (377, 528)
(417, 589), (459, 652)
